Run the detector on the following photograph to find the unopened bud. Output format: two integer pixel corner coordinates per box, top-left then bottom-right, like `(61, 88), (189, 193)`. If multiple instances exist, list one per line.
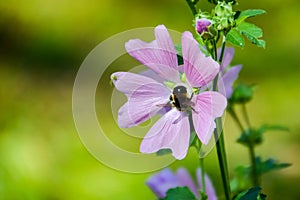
(196, 18), (211, 35)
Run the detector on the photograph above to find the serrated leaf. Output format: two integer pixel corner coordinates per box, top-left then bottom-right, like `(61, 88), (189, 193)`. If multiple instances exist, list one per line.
(237, 22), (262, 38)
(236, 9), (266, 24)
(237, 128), (263, 146)
(237, 123), (289, 147)
(258, 193), (267, 200)
(229, 83), (255, 104)
(233, 187), (263, 200)
(156, 149), (172, 156)
(226, 28), (245, 48)
(236, 22), (266, 48)
(231, 166), (252, 191)
(258, 124), (289, 133)
(163, 187), (197, 200)
(256, 157), (291, 174)
(252, 39), (266, 48)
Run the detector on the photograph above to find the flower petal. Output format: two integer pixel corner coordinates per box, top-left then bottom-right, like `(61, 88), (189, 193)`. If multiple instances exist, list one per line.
(155, 25), (178, 70)
(182, 31), (220, 87)
(111, 72), (170, 127)
(176, 168), (199, 197)
(196, 169), (217, 200)
(140, 69), (165, 83)
(140, 109), (190, 160)
(146, 168), (181, 199)
(218, 65), (242, 98)
(218, 47), (235, 72)
(192, 92), (227, 144)
(125, 25), (180, 82)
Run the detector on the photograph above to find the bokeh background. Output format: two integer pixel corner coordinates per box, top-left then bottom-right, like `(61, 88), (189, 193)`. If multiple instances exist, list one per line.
(1, 0), (299, 199)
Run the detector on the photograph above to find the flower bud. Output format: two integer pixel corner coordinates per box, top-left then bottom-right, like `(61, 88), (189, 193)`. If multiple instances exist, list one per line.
(215, 1), (233, 17)
(213, 1), (236, 31)
(208, 0), (237, 5)
(195, 18), (211, 35)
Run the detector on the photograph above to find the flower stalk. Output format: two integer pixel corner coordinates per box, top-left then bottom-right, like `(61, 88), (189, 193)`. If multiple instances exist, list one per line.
(242, 103), (259, 186)
(228, 106), (245, 132)
(185, 0), (232, 197)
(212, 39), (231, 200)
(185, 0), (198, 16)
(229, 102), (260, 186)
(200, 158), (208, 200)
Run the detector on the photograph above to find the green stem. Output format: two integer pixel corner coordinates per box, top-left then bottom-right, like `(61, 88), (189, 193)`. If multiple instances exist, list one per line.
(185, 1), (231, 196)
(241, 103), (260, 186)
(212, 39), (218, 60)
(212, 40), (231, 200)
(242, 103), (251, 128)
(228, 107), (245, 132)
(218, 37), (226, 63)
(249, 143), (259, 186)
(214, 118), (231, 200)
(185, 0), (197, 16)
(200, 158), (208, 200)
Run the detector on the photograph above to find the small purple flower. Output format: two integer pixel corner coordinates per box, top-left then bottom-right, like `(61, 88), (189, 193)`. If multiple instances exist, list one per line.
(111, 25), (227, 159)
(217, 47), (242, 98)
(196, 18), (211, 35)
(146, 168), (217, 200)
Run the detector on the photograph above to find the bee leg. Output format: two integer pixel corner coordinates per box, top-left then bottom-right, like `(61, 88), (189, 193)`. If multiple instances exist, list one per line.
(189, 93), (194, 100)
(191, 107), (198, 114)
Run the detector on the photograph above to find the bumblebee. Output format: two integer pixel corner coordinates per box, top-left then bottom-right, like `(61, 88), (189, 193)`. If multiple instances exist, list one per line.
(169, 85), (194, 112)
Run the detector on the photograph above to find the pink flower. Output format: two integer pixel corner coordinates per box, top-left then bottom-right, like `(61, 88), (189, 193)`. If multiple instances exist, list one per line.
(217, 47), (242, 98)
(111, 25), (227, 160)
(146, 168), (217, 200)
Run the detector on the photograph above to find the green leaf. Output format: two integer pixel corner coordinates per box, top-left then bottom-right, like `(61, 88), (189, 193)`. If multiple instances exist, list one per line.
(258, 193), (267, 200)
(236, 22), (266, 48)
(232, 158), (291, 192)
(231, 166), (252, 191)
(156, 149), (172, 156)
(237, 124), (288, 147)
(229, 83), (255, 104)
(236, 9), (266, 24)
(237, 22), (262, 38)
(255, 157), (291, 174)
(233, 187), (265, 200)
(258, 124), (289, 133)
(162, 187), (197, 200)
(226, 28), (245, 48)
(237, 128), (263, 146)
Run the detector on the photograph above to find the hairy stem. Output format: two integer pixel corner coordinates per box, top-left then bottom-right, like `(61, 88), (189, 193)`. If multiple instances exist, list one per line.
(218, 36), (226, 62)
(212, 40), (231, 200)
(241, 103), (259, 186)
(228, 107), (245, 132)
(249, 143), (259, 186)
(242, 103), (251, 128)
(214, 118), (231, 200)
(200, 158), (208, 200)
(185, 0), (197, 16)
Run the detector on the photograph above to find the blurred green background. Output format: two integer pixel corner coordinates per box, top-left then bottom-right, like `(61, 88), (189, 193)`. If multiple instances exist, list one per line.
(1, 0), (300, 199)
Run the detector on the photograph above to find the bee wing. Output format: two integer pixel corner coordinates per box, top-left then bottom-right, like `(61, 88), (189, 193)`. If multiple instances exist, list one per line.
(156, 102), (172, 108)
